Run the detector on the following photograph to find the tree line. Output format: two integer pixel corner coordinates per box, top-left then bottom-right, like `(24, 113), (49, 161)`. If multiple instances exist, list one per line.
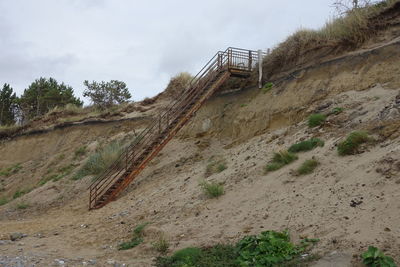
(0, 78), (131, 126)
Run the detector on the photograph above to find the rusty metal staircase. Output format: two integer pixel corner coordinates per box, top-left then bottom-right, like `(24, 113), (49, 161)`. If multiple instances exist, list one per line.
(88, 47), (263, 210)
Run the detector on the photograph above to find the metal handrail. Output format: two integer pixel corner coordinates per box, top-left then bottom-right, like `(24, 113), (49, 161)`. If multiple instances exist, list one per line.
(89, 47), (263, 209)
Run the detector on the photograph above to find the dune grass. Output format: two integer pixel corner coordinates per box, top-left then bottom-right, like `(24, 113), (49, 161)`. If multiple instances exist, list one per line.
(199, 180), (224, 198)
(308, 114), (327, 128)
(265, 151), (298, 172)
(338, 131), (371, 155)
(297, 159), (319, 175)
(288, 138), (324, 153)
(262, 0), (398, 77)
(73, 141), (125, 180)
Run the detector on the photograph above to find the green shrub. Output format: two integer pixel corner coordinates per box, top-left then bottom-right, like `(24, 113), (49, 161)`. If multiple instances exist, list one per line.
(361, 246), (396, 267)
(308, 114), (326, 127)
(236, 231), (301, 266)
(297, 159), (319, 175)
(199, 180), (224, 198)
(118, 222), (149, 251)
(337, 131), (371, 156)
(265, 151), (298, 172)
(155, 231), (319, 267)
(73, 141), (124, 180)
(0, 197), (8, 206)
(288, 138), (324, 153)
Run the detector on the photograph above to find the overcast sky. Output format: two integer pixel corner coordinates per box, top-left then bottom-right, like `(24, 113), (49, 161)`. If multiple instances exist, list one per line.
(0, 0), (335, 104)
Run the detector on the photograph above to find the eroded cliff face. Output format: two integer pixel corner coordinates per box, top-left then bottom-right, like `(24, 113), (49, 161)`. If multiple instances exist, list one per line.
(180, 40), (400, 143)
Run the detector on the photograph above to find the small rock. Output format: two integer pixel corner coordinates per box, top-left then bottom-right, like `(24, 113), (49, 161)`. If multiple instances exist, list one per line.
(10, 233), (24, 241)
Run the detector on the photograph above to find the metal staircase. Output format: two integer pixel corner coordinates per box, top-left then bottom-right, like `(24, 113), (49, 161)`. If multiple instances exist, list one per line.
(88, 47), (263, 210)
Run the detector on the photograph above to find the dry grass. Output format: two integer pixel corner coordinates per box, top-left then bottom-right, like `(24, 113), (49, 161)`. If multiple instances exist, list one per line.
(262, 0), (399, 78)
(164, 72), (193, 98)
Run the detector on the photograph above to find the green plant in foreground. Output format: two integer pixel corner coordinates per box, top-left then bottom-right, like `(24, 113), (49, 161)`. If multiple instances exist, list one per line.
(361, 246), (396, 267)
(265, 151), (298, 172)
(338, 131), (371, 156)
(297, 159), (319, 175)
(288, 138), (324, 153)
(155, 231), (319, 267)
(308, 113), (326, 128)
(199, 180), (224, 198)
(118, 222), (150, 250)
(155, 245), (238, 267)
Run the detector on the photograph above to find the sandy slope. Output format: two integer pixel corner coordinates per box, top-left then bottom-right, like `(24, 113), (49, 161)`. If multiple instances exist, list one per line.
(0, 84), (399, 266)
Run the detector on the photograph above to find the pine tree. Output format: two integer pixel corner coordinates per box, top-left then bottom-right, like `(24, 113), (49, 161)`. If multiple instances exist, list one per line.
(0, 84), (17, 125)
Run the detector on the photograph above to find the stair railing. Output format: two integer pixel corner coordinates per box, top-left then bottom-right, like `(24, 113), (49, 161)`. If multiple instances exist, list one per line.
(89, 48), (262, 209)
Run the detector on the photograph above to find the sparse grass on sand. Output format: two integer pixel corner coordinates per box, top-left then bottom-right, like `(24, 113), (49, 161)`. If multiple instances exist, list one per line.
(297, 159), (319, 175)
(308, 114), (327, 128)
(338, 131), (372, 155)
(73, 141), (124, 180)
(118, 222), (150, 250)
(199, 180), (224, 198)
(265, 151), (298, 172)
(288, 138), (324, 153)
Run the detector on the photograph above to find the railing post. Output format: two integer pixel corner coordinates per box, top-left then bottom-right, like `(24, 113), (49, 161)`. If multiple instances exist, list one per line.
(228, 48), (231, 70)
(248, 51), (252, 71)
(218, 53), (222, 69)
(258, 49), (263, 89)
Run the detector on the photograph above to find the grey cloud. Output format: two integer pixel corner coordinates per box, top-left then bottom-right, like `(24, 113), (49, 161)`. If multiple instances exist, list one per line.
(0, 0), (333, 103)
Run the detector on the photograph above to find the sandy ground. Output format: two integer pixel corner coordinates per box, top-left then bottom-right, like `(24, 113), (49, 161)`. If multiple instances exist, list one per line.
(0, 84), (399, 266)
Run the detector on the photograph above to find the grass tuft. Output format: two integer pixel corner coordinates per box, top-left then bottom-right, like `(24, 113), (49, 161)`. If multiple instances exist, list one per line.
(205, 157), (227, 177)
(199, 180), (224, 198)
(308, 114), (326, 128)
(338, 131), (371, 156)
(288, 138), (324, 153)
(152, 235), (170, 254)
(118, 222), (150, 250)
(0, 197), (8, 206)
(73, 141), (124, 180)
(297, 159), (319, 175)
(265, 151), (298, 172)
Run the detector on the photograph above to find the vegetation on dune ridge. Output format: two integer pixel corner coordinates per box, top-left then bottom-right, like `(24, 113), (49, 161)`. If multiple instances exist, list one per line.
(262, 0), (399, 79)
